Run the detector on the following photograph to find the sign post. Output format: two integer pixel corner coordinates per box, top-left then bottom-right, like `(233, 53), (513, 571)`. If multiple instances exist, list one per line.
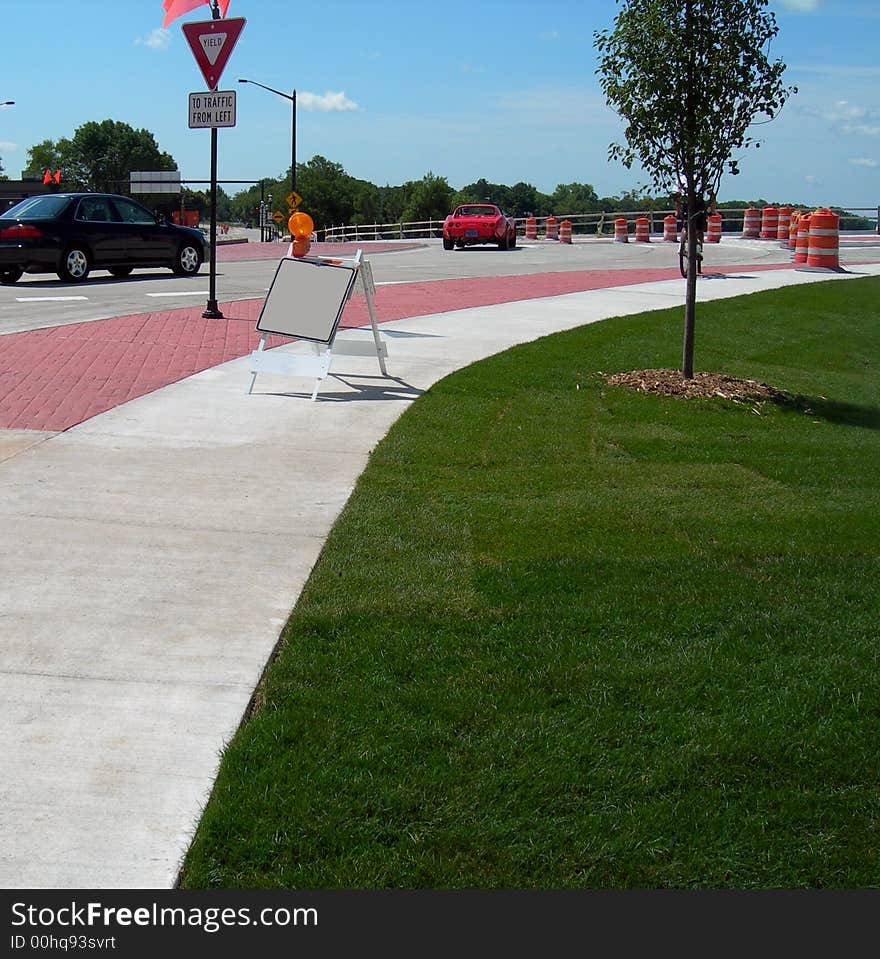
(181, 16), (246, 319)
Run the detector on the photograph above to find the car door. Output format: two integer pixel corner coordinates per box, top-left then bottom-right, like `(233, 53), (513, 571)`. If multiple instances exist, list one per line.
(73, 196), (126, 266)
(111, 196), (171, 266)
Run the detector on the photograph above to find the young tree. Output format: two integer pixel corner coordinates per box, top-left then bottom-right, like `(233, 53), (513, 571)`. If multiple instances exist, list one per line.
(595, 0), (795, 377)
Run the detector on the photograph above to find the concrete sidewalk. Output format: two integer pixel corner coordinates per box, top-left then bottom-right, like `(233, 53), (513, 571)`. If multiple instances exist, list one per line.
(1, 263), (877, 888)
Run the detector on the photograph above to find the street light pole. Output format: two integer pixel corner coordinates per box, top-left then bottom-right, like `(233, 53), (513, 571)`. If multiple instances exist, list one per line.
(237, 79), (296, 200)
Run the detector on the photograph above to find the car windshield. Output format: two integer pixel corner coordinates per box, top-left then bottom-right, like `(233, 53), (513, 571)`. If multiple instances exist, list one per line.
(0, 195), (71, 219)
(457, 206), (497, 217)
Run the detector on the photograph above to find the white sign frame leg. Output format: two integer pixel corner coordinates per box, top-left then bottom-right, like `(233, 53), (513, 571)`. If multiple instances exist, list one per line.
(247, 249), (389, 400)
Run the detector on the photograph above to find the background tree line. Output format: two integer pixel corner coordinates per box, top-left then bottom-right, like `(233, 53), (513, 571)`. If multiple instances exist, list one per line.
(7, 117), (871, 231)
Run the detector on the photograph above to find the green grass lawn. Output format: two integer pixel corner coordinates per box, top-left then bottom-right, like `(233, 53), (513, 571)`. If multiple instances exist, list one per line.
(180, 277), (880, 888)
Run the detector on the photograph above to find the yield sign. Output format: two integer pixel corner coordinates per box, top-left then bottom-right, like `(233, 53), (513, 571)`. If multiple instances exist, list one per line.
(182, 17), (246, 91)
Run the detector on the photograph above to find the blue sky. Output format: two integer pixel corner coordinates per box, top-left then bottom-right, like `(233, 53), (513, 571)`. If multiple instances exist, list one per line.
(0, 0), (877, 211)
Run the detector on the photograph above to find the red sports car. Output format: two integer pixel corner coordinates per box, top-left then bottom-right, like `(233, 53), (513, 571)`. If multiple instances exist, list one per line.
(442, 204), (517, 250)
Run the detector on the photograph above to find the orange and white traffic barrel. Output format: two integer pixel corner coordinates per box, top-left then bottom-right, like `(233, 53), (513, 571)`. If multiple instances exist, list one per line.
(742, 207), (760, 238)
(614, 217), (628, 243)
(776, 206), (793, 243)
(794, 213), (811, 264)
(788, 211), (800, 250)
(663, 215), (677, 242)
(706, 212), (722, 243)
(525, 216), (537, 241)
(760, 205), (778, 239)
(635, 216), (650, 242)
(545, 216), (559, 241)
(807, 208), (840, 269)
(559, 219), (572, 243)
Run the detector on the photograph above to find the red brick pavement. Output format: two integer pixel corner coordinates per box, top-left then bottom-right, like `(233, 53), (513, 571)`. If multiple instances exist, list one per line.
(0, 262), (796, 433)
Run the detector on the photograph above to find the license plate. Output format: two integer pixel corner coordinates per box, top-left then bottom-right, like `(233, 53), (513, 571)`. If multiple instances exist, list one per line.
(466, 229), (478, 237)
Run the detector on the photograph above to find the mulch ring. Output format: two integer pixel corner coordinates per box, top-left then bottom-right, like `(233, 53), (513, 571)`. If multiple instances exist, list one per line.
(605, 369), (787, 403)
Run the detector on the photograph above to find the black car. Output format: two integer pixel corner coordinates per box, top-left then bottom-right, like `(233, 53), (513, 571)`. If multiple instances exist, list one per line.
(0, 192), (208, 284)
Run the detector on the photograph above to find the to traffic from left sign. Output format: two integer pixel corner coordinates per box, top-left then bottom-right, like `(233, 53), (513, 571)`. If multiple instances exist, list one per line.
(189, 90), (237, 129)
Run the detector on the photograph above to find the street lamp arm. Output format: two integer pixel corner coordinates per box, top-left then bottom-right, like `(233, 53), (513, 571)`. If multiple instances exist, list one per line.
(237, 78), (297, 196)
(237, 78), (294, 102)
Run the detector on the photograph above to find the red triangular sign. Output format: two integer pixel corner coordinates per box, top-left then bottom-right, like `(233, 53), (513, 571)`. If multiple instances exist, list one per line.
(182, 17), (246, 91)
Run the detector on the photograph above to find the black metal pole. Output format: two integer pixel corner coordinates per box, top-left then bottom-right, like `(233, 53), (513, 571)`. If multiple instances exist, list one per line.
(202, 126), (223, 319)
(290, 90), (296, 200)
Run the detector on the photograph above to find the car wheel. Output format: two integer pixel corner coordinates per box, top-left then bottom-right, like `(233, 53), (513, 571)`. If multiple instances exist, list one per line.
(59, 246), (91, 282)
(172, 243), (202, 276)
(442, 237), (454, 251)
(109, 266), (133, 278)
(508, 228), (516, 250)
(498, 232), (509, 250)
(0, 266), (23, 284)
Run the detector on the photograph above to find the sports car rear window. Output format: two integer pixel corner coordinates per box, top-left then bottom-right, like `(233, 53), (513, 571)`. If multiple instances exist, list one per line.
(457, 206), (498, 217)
(0, 195), (71, 219)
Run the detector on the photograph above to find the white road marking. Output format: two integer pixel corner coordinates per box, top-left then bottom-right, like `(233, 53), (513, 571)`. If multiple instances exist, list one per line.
(15, 296), (88, 302)
(145, 291), (210, 298)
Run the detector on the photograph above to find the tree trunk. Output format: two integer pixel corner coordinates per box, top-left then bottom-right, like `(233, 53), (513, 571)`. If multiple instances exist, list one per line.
(682, 193), (697, 379)
(681, 0), (696, 381)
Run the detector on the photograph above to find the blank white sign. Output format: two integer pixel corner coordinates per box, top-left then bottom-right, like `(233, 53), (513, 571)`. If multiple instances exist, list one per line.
(256, 256), (357, 342)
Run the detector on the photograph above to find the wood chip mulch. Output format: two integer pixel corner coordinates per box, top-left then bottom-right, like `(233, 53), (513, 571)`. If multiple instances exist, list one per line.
(604, 369), (786, 403)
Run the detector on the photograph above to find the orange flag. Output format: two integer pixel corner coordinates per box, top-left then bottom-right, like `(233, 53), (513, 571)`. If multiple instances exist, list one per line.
(162, 0), (230, 29)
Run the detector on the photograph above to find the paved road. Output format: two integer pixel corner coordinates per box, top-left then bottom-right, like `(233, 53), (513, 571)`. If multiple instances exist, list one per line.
(6, 233), (872, 336)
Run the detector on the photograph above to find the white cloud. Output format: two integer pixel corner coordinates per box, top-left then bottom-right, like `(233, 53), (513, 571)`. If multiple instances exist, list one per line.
(849, 157), (878, 168)
(842, 123), (880, 136)
(135, 29), (171, 51)
(777, 0), (823, 10)
(799, 100), (880, 135)
(298, 91), (359, 112)
(0, 141), (17, 151)
(792, 64), (880, 78)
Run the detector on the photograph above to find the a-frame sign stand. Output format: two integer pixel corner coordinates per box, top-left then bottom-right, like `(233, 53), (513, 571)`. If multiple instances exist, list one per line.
(248, 250), (389, 401)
